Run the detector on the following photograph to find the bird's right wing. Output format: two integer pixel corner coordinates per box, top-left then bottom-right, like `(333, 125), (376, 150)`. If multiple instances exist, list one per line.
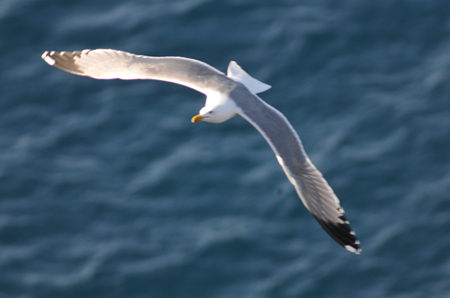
(42, 49), (227, 95)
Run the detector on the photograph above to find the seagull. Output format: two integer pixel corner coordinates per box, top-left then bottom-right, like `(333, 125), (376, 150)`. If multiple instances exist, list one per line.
(42, 49), (361, 254)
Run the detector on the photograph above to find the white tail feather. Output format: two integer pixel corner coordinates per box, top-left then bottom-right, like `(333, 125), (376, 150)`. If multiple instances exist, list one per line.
(227, 61), (271, 94)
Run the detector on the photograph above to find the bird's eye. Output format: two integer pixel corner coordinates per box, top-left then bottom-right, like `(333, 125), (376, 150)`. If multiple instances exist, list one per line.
(208, 111), (213, 114)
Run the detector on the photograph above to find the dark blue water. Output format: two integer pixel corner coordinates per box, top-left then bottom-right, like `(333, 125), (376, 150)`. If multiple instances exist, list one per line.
(2, 1), (450, 297)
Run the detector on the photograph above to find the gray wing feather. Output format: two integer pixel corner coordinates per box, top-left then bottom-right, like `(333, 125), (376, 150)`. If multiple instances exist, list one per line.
(41, 49), (226, 94)
(233, 87), (361, 253)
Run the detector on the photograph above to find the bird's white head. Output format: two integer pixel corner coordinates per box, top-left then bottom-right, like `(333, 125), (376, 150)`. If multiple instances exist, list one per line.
(191, 92), (239, 124)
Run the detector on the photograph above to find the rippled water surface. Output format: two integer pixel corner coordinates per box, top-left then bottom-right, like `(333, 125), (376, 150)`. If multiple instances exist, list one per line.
(1, 1), (450, 297)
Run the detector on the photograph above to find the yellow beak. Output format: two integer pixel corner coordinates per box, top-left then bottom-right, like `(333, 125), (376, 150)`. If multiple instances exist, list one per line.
(191, 114), (204, 123)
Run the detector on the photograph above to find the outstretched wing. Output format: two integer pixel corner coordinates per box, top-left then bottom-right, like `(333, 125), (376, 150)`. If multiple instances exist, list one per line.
(234, 89), (361, 253)
(42, 49), (227, 95)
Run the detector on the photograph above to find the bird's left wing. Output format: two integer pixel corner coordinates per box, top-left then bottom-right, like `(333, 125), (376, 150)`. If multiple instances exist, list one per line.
(235, 92), (361, 253)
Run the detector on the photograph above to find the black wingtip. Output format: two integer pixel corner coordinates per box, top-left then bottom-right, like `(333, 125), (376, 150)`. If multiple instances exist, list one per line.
(314, 215), (361, 254)
(41, 50), (85, 76)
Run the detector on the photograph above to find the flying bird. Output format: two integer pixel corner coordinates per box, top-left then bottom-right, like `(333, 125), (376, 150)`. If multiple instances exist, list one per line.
(42, 49), (361, 254)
